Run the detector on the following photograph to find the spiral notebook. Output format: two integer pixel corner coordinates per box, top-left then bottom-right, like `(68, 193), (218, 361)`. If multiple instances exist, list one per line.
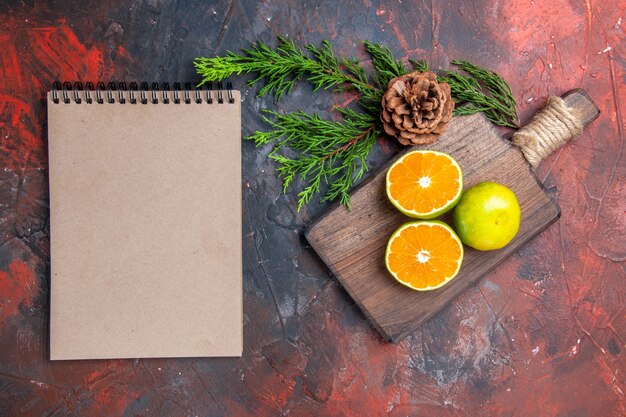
(47, 82), (242, 360)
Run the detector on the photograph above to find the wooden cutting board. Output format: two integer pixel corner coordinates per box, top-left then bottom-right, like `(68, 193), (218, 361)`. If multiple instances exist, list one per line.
(305, 90), (599, 342)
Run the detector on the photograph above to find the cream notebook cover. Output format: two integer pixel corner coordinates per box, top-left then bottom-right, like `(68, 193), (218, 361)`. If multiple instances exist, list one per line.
(47, 84), (242, 360)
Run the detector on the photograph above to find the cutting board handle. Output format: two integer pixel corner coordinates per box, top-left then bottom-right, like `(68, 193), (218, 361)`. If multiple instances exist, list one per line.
(511, 89), (600, 168)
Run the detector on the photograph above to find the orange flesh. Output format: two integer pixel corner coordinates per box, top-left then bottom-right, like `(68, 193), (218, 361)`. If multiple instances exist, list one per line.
(387, 223), (462, 289)
(388, 152), (461, 213)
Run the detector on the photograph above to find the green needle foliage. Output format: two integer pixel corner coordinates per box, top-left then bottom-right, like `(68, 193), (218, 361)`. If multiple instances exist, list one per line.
(195, 38), (519, 209)
(249, 108), (378, 210)
(440, 60), (519, 128)
(363, 41), (408, 89)
(194, 37), (377, 100)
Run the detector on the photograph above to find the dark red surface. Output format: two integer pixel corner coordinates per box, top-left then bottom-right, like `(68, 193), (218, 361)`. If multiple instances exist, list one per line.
(0, 1), (625, 416)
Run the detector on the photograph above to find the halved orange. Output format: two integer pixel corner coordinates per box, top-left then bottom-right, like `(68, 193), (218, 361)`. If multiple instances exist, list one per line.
(385, 220), (463, 291)
(386, 150), (463, 219)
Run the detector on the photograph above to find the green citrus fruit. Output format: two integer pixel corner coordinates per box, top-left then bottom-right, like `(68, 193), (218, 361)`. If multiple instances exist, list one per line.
(452, 182), (521, 251)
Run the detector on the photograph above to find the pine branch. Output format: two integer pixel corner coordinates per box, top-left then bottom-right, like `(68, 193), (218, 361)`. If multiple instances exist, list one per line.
(409, 59), (430, 72)
(194, 37), (377, 99)
(247, 109), (378, 210)
(440, 61), (519, 128)
(362, 41), (409, 89)
(452, 60), (517, 118)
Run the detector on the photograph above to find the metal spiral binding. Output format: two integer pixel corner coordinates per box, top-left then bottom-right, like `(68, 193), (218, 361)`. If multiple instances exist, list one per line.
(118, 82), (127, 104)
(129, 82), (138, 104)
(173, 82), (181, 104)
(96, 82), (105, 104)
(107, 82), (116, 104)
(216, 82), (224, 103)
(50, 81), (236, 104)
(184, 82), (192, 104)
(73, 82), (83, 104)
(85, 82), (94, 104)
(140, 82), (149, 104)
(62, 82), (72, 103)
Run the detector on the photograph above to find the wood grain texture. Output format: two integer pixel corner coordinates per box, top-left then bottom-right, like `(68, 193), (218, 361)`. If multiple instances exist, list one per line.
(306, 90), (599, 342)
(562, 88), (601, 126)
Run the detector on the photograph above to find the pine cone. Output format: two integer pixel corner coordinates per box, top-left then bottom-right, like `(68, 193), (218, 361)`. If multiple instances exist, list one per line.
(380, 71), (455, 145)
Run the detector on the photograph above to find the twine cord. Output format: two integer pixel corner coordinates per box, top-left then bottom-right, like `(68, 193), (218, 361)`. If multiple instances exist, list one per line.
(512, 97), (583, 167)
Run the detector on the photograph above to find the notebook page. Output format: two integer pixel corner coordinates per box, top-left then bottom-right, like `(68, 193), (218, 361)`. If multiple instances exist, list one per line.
(47, 90), (242, 359)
